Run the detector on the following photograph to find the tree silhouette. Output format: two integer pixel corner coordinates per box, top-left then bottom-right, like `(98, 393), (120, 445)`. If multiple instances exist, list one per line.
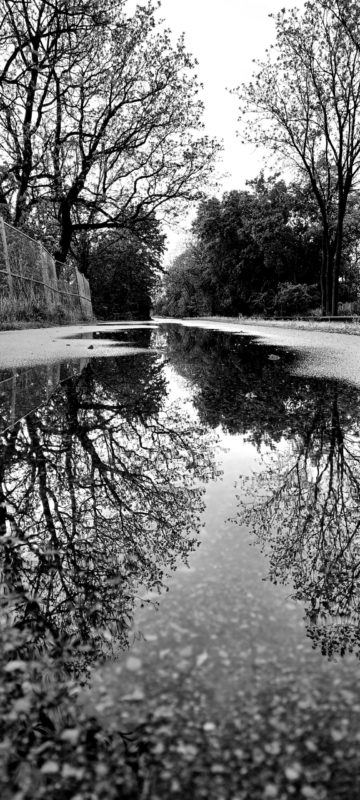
(163, 325), (360, 658)
(0, 353), (218, 676)
(237, 384), (360, 659)
(236, 3), (360, 314)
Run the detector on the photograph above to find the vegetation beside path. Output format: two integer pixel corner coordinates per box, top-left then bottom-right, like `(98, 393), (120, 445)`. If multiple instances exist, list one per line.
(189, 316), (360, 336)
(0, 307), (83, 331)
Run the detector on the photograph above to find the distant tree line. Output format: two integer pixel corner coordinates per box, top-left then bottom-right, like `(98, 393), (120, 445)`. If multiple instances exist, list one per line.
(88, 217), (165, 319)
(155, 174), (360, 318)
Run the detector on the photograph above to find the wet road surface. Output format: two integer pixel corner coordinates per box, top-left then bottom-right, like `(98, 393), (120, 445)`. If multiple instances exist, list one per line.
(1, 322), (360, 799)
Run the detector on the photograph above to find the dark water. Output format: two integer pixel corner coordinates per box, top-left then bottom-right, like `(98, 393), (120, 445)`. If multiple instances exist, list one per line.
(1, 323), (360, 799)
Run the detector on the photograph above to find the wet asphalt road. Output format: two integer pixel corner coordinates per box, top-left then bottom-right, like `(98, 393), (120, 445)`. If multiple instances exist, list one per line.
(161, 319), (360, 388)
(1, 318), (360, 388)
(0, 321), (159, 368)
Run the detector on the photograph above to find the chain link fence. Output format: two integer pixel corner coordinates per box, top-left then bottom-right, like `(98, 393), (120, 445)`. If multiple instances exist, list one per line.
(0, 217), (93, 319)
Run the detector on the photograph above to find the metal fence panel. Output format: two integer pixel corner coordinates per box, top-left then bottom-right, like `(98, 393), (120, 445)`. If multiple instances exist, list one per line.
(0, 217), (93, 319)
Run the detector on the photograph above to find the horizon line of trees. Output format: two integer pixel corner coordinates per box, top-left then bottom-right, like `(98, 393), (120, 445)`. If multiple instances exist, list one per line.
(155, 173), (360, 319)
(158, 0), (360, 320)
(234, 0), (360, 316)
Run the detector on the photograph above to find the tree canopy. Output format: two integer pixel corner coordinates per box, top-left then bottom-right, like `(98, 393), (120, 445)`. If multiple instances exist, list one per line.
(235, 0), (360, 315)
(0, 0), (220, 268)
(156, 174), (328, 318)
(88, 215), (165, 319)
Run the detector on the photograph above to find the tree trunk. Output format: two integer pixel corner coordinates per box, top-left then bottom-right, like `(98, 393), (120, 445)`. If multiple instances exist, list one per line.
(327, 253), (333, 315)
(14, 35), (41, 226)
(54, 199), (73, 270)
(324, 247), (334, 316)
(332, 219), (344, 317)
(331, 261), (339, 317)
(320, 232), (327, 315)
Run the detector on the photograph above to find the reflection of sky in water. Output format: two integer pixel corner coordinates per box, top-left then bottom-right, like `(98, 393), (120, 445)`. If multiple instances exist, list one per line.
(163, 364), (192, 406)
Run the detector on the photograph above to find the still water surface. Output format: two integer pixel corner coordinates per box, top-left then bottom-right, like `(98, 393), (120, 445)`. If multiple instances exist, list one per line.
(1, 323), (360, 799)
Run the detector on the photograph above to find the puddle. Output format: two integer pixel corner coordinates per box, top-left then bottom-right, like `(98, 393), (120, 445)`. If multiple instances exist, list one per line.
(1, 324), (360, 799)
(0, 360), (88, 433)
(63, 327), (156, 347)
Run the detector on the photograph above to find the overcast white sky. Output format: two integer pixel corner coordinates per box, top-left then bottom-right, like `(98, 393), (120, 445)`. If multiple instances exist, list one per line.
(152, 0), (305, 257)
(132, 1), (304, 255)
(159, 1), (288, 188)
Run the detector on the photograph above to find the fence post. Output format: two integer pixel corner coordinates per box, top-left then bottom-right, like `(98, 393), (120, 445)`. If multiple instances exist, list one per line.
(38, 243), (51, 308)
(75, 266), (81, 314)
(75, 267), (86, 318)
(0, 216), (13, 297)
(48, 255), (58, 304)
(86, 276), (93, 318)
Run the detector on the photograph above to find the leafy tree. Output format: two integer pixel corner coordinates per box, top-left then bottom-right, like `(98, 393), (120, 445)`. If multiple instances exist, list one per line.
(191, 192), (262, 315)
(88, 216), (165, 319)
(246, 175), (322, 287)
(322, 0), (360, 47)
(158, 174), (324, 318)
(0, 0), (220, 266)
(155, 244), (212, 318)
(0, 1), (106, 231)
(235, 2), (360, 315)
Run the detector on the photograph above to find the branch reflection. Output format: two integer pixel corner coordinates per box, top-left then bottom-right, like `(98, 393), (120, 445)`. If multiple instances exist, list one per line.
(162, 325), (360, 659)
(0, 353), (218, 675)
(238, 384), (360, 659)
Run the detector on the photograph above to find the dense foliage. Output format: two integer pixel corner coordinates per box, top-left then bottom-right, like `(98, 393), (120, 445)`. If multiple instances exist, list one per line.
(88, 217), (165, 319)
(236, 1), (360, 315)
(156, 176), (321, 317)
(156, 173), (360, 318)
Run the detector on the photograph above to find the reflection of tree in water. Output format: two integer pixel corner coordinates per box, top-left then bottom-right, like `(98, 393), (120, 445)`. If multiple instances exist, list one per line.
(0, 353), (218, 674)
(237, 383), (360, 659)
(164, 325), (311, 446)
(164, 325), (360, 660)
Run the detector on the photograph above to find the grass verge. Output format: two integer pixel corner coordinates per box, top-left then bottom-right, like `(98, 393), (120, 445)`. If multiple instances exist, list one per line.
(0, 294), (87, 330)
(197, 315), (360, 336)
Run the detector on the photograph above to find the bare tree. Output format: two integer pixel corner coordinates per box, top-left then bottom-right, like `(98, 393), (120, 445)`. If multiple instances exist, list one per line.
(0, 0), (220, 264)
(0, 1), (104, 224)
(235, 1), (360, 315)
